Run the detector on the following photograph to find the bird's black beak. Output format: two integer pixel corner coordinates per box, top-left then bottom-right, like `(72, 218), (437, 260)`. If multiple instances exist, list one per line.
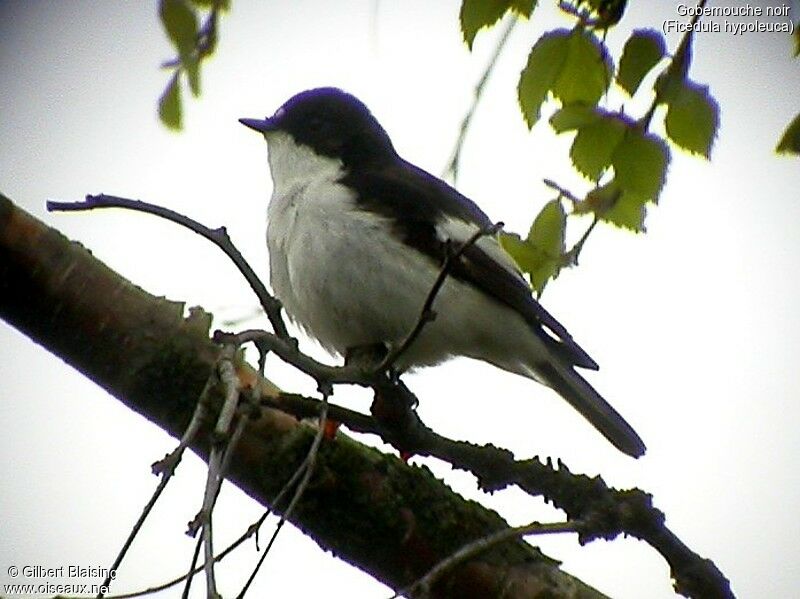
(238, 117), (275, 133)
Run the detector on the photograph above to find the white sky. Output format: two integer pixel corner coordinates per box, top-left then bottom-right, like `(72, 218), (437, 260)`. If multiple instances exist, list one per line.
(1, 1), (799, 598)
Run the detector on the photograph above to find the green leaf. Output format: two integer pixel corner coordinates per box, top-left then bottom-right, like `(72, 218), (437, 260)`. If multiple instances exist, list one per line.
(585, 181), (646, 232)
(459, 0), (535, 50)
(776, 112), (800, 156)
(552, 28), (612, 106)
(518, 30), (571, 127)
(664, 80), (719, 157)
(550, 106), (633, 181)
(518, 28), (611, 129)
(617, 29), (666, 96)
(527, 199), (567, 294)
(612, 129), (669, 201)
(160, 0), (198, 64)
(158, 72), (182, 130)
(500, 199), (566, 295)
(499, 232), (538, 271)
(528, 199), (566, 257)
(655, 34), (693, 105)
(570, 113), (627, 180)
(549, 103), (598, 132)
(581, 180), (618, 213)
(602, 190), (648, 232)
(185, 57), (201, 96)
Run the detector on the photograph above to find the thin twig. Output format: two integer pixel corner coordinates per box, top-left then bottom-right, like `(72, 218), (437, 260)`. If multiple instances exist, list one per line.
(106, 512), (270, 599)
(198, 343), (242, 598)
(393, 520), (580, 599)
(219, 397), (257, 479)
(444, 17), (517, 182)
(541, 179), (599, 267)
(175, 349), (250, 598)
(564, 215), (599, 267)
(110, 433), (309, 599)
(236, 390), (330, 598)
(262, 394), (375, 435)
(216, 329), (372, 391)
(46, 195), (290, 339)
(215, 344), (242, 437)
(127, 445), (318, 599)
(201, 482), (219, 598)
(96, 377), (214, 598)
(640, 0), (707, 130)
(181, 535), (203, 599)
(377, 222), (503, 373)
(542, 178), (582, 205)
(200, 463), (221, 594)
(160, 1), (221, 69)
(214, 330), (421, 415)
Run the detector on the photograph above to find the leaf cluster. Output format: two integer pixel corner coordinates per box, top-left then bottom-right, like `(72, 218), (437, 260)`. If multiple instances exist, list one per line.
(460, 0), (721, 293)
(153, 1), (798, 288)
(158, 0), (228, 130)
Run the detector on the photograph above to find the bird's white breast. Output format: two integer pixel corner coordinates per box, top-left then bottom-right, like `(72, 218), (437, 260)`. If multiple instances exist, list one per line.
(264, 131), (426, 355)
(264, 131), (540, 372)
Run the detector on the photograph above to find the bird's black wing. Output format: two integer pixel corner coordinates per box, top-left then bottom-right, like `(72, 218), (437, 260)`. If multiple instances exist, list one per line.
(340, 160), (598, 370)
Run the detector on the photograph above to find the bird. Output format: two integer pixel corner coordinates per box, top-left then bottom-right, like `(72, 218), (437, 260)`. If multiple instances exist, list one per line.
(239, 87), (645, 457)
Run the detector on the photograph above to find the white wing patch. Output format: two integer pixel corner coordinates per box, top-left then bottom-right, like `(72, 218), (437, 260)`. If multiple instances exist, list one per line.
(434, 216), (523, 278)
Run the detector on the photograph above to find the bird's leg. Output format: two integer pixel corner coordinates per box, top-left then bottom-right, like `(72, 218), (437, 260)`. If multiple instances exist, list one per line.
(370, 379), (423, 462)
(344, 343), (389, 369)
(346, 344), (423, 459)
(329, 343), (388, 441)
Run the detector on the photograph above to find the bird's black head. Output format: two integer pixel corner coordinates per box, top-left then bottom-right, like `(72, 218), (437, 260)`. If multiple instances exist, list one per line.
(240, 88), (397, 166)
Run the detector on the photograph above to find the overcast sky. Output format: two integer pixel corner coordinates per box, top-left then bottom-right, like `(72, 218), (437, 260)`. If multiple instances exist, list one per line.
(2, 1), (799, 598)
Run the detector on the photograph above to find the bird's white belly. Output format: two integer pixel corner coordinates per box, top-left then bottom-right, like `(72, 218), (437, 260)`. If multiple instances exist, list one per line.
(266, 180), (536, 371)
(268, 181), (427, 353)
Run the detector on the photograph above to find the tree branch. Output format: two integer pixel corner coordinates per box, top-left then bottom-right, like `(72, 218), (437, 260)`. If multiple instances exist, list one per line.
(47, 194), (289, 340)
(259, 392), (731, 599)
(0, 193), (612, 597)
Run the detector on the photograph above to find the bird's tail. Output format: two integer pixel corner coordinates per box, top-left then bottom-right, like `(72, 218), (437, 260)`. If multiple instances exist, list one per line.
(526, 360), (646, 458)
